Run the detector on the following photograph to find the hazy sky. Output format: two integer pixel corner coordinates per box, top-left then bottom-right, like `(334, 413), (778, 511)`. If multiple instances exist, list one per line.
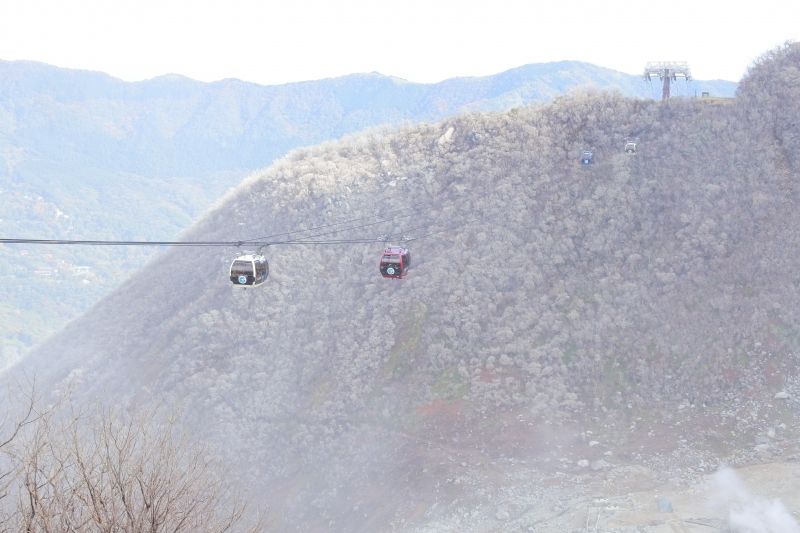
(1, 0), (798, 85)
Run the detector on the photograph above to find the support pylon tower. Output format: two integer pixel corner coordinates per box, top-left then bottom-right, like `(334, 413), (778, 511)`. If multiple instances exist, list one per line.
(644, 62), (691, 100)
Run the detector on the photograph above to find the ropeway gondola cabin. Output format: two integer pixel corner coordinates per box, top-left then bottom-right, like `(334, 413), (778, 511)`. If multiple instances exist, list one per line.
(230, 253), (269, 287)
(379, 246), (410, 279)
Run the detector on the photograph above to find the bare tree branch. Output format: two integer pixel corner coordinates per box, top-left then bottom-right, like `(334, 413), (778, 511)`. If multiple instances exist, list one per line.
(1, 392), (260, 531)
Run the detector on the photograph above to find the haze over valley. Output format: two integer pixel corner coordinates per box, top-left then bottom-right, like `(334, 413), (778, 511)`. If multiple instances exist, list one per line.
(2, 42), (799, 531)
(0, 58), (735, 367)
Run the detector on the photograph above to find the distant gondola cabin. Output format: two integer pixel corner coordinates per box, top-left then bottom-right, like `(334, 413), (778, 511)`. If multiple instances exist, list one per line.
(581, 150), (594, 165)
(230, 254), (269, 287)
(625, 141), (637, 153)
(379, 247), (411, 279)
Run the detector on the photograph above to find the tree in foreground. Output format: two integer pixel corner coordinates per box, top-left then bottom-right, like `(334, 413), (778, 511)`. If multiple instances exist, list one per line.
(0, 384), (260, 532)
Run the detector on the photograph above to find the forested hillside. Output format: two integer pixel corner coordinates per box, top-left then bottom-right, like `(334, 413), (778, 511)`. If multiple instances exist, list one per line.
(0, 59), (736, 366)
(7, 44), (799, 531)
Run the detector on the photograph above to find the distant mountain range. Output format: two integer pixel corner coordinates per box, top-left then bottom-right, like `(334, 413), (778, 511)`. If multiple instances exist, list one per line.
(0, 58), (737, 366)
(0, 59), (735, 177)
(8, 43), (799, 531)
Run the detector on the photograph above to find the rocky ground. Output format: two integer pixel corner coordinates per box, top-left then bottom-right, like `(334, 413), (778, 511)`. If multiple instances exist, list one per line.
(404, 448), (800, 532)
(400, 385), (800, 532)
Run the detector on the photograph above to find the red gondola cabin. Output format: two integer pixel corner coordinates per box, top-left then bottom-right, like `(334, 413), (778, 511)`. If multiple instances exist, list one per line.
(379, 246), (410, 279)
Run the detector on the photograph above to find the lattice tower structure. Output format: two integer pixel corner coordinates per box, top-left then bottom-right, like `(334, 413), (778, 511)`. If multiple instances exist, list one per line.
(644, 61), (692, 100)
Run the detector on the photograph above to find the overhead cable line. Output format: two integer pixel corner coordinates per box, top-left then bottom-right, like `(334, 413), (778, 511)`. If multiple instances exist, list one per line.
(276, 211), (418, 244)
(0, 200), (486, 249)
(0, 237), (377, 247)
(0, 238), (244, 247)
(242, 201), (425, 244)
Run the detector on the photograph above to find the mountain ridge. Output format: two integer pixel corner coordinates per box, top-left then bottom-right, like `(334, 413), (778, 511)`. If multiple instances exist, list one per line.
(9, 43), (800, 530)
(0, 56), (736, 365)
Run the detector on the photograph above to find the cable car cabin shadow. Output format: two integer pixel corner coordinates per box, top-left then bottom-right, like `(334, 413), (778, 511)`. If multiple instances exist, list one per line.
(379, 246), (410, 279)
(230, 253), (269, 287)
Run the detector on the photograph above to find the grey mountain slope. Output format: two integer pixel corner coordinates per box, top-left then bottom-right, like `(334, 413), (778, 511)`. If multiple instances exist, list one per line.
(10, 44), (800, 531)
(0, 58), (737, 364)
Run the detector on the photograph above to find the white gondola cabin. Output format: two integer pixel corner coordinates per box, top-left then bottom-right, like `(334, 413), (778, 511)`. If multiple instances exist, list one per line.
(229, 254), (269, 287)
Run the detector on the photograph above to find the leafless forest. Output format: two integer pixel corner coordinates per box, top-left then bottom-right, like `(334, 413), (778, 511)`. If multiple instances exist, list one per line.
(4, 43), (800, 531)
